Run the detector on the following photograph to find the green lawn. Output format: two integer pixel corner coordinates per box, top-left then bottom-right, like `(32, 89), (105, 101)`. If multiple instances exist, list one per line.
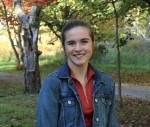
(0, 61), (23, 73)
(0, 81), (37, 127)
(0, 81), (150, 127)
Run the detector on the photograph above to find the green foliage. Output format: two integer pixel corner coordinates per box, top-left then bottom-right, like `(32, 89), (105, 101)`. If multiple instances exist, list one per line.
(40, 0), (117, 42)
(142, 0), (150, 6)
(92, 44), (108, 62)
(119, 32), (134, 47)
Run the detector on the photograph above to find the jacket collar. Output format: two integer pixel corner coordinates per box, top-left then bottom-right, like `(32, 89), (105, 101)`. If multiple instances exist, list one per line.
(55, 63), (107, 94)
(56, 62), (96, 79)
(56, 62), (70, 78)
(56, 62), (105, 84)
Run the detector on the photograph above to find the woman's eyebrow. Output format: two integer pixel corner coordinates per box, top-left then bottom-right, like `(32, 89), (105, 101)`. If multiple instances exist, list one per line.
(66, 40), (75, 43)
(81, 38), (90, 41)
(66, 38), (89, 43)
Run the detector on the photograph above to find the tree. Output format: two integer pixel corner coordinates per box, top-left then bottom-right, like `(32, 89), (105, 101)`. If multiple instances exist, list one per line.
(13, 0), (58, 93)
(40, 0), (106, 42)
(14, 0), (44, 93)
(0, 0), (60, 93)
(111, 0), (122, 107)
(0, 0), (24, 67)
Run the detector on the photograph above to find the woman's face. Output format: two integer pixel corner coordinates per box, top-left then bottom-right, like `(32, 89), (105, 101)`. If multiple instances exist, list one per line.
(64, 26), (94, 68)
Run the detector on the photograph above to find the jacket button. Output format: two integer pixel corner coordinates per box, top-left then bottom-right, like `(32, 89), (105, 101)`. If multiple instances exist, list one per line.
(95, 99), (98, 102)
(68, 100), (72, 104)
(96, 117), (99, 122)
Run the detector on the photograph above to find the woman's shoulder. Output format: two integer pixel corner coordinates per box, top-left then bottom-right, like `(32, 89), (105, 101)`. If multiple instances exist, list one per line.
(93, 67), (113, 80)
(46, 63), (70, 79)
(98, 70), (113, 80)
(90, 64), (113, 81)
(93, 68), (115, 91)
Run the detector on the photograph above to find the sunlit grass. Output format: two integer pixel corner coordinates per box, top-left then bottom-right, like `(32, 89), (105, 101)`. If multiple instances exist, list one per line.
(0, 40), (62, 73)
(0, 61), (16, 71)
(0, 40), (16, 62)
(38, 41), (63, 56)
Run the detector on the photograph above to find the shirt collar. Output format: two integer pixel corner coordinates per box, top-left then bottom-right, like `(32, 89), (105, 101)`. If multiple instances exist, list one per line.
(69, 65), (95, 81)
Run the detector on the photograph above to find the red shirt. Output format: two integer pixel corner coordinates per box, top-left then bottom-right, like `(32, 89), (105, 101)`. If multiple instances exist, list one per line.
(70, 66), (94, 127)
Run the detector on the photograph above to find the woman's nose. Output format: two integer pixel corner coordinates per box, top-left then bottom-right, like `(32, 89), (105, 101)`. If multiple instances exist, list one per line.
(75, 43), (82, 51)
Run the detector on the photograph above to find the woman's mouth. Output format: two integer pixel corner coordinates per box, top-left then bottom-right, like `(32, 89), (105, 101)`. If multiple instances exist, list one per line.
(74, 53), (85, 58)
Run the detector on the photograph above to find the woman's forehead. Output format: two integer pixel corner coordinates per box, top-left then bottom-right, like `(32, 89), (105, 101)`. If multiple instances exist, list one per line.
(65, 26), (90, 36)
(64, 27), (91, 41)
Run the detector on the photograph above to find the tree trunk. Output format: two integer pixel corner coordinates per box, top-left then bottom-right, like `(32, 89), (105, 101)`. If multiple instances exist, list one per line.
(1, 0), (21, 65)
(112, 1), (122, 107)
(14, 0), (42, 93)
(14, 24), (24, 65)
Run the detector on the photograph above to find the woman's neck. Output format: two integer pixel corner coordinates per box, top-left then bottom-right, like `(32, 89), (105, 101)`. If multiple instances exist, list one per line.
(68, 62), (89, 86)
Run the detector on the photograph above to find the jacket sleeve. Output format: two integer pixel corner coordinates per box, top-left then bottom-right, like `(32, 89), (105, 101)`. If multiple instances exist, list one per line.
(36, 77), (60, 127)
(107, 82), (120, 127)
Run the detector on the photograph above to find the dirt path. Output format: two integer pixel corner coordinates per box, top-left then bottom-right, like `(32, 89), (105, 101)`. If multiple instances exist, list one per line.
(0, 72), (150, 100)
(0, 72), (24, 84)
(115, 85), (150, 100)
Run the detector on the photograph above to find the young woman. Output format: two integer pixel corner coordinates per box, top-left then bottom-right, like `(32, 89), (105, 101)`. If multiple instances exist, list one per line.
(37, 20), (119, 127)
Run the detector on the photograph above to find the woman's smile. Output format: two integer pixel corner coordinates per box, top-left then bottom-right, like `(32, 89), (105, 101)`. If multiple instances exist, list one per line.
(73, 53), (85, 57)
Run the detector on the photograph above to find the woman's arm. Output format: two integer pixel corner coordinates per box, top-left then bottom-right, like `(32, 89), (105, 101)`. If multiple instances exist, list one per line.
(37, 77), (60, 127)
(107, 82), (120, 127)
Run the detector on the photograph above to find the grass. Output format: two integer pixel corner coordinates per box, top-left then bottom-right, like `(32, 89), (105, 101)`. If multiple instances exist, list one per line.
(0, 52), (149, 86)
(0, 61), (24, 73)
(0, 81), (37, 127)
(0, 38), (149, 73)
(0, 81), (150, 127)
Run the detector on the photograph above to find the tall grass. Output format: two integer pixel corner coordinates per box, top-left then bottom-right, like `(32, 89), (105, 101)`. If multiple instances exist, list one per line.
(92, 40), (150, 71)
(0, 40), (16, 62)
(0, 39), (149, 72)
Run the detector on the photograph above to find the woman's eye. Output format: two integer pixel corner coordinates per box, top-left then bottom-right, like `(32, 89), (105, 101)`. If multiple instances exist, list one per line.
(81, 40), (88, 44)
(68, 42), (74, 45)
(69, 42), (74, 45)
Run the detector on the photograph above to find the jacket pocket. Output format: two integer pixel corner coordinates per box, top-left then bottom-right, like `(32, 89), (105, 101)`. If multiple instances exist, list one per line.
(101, 95), (112, 107)
(59, 97), (77, 126)
(101, 95), (112, 125)
(101, 94), (112, 112)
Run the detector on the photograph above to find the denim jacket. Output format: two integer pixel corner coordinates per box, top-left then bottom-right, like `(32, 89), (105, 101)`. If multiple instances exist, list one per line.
(37, 63), (119, 127)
